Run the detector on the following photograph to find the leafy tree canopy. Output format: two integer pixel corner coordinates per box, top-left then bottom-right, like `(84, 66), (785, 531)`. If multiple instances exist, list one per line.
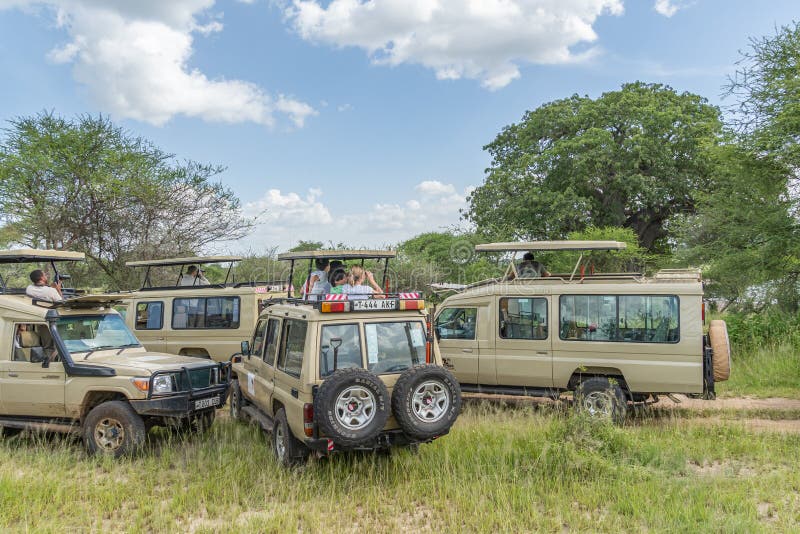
(465, 82), (723, 252)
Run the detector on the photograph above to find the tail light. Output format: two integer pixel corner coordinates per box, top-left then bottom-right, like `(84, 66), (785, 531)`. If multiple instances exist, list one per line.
(303, 403), (314, 437)
(702, 302), (706, 323)
(399, 299), (425, 310)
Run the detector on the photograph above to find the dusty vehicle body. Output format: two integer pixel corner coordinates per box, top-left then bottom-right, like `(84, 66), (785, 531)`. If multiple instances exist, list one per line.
(120, 256), (287, 362)
(434, 241), (729, 421)
(0, 250), (229, 456)
(230, 250), (462, 466)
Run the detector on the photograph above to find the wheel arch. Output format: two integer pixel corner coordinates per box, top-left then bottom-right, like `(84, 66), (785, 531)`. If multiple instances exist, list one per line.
(567, 367), (630, 393)
(80, 390), (130, 421)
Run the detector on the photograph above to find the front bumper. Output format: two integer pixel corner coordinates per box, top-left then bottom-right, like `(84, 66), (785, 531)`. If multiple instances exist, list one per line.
(129, 384), (229, 417)
(304, 428), (446, 453)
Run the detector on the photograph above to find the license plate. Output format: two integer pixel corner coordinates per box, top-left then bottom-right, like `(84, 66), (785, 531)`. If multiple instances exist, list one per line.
(352, 299), (398, 311)
(194, 396), (220, 410)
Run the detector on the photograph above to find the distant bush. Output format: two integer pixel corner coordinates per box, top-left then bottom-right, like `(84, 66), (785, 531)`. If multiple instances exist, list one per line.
(723, 310), (800, 351)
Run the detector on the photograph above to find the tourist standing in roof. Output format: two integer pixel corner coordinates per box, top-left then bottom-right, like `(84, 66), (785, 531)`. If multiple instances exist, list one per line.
(25, 269), (63, 302)
(303, 259), (331, 300)
(342, 266), (383, 300)
(179, 265), (210, 286)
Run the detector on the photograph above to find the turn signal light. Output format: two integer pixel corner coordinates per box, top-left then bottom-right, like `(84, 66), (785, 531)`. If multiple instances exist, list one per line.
(131, 377), (150, 392)
(399, 299), (425, 311)
(321, 302), (349, 313)
(303, 403), (314, 437)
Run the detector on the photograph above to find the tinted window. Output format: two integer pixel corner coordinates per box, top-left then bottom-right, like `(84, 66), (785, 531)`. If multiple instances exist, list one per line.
(251, 319), (268, 357)
(172, 297), (240, 329)
(436, 308), (477, 340)
(560, 295), (679, 343)
(135, 301), (163, 330)
(500, 298), (547, 339)
(277, 319), (307, 378)
(320, 324), (362, 377)
(366, 321), (425, 375)
(264, 318), (280, 366)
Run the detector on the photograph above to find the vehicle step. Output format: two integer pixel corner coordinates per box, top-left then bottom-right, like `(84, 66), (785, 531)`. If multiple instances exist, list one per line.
(0, 417), (79, 434)
(241, 405), (274, 434)
(460, 384), (561, 399)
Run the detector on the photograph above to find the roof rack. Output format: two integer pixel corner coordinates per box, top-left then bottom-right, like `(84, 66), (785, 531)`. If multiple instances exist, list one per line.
(264, 293), (425, 313)
(126, 255), (243, 289)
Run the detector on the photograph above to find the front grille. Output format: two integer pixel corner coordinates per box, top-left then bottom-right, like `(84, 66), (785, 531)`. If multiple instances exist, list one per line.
(176, 366), (219, 391)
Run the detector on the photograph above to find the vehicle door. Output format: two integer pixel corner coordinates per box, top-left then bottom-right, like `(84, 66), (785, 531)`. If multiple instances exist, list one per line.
(435, 307), (479, 384)
(494, 296), (553, 387)
(0, 323), (66, 417)
(241, 317), (268, 406)
(273, 318), (308, 428)
(131, 300), (167, 353)
(247, 317), (281, 414)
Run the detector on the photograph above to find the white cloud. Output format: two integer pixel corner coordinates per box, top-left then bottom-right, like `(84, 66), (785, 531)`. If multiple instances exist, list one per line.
(3, 0), (315, 127)
(241, 180), (473, 250)
(654, 0), (684, 17)
(285, 0), (624, 90)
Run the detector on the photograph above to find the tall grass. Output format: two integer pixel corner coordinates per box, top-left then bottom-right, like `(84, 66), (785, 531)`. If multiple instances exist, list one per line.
(1, 403), (798, 532)
(716, 311), (800, 398)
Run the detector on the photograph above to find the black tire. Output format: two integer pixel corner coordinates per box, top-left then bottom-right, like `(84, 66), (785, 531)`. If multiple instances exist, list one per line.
(83, 401), (146, 457)
(314, 368), (389, 448)
(574, 376), (628, 424)
(391, 365), (462, 441)
(1, 426), (23, 438)
(229, 379), (247, 421)
(272, 408), (309, 467)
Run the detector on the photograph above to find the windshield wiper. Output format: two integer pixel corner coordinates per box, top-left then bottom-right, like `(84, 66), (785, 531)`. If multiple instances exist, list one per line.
(115, 343), (141, 355)
(82, 346), (118, 360)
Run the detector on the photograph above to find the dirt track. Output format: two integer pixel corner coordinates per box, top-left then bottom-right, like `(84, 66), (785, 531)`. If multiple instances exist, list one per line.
(463, 393), (800, 433)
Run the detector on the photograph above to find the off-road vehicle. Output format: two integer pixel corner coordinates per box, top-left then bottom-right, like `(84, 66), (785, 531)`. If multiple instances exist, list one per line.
(120, 256), (287, 361)
(434, 241), (730, 423)
(229, 250), (462, 466)
(0, 249), (229, 456)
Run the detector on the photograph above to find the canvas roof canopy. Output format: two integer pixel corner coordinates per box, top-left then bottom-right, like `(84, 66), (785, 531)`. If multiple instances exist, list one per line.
(278, 250), (396, 261)
(0, 249), (85, 263)
(475, 241), (627, 252)
(126, 256), (243, 267)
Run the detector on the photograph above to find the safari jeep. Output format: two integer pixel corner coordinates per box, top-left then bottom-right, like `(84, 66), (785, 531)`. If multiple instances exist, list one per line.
(120, 256), (287, 362)
(229, 250), (462, 467)
(434, 241), (730, 423)
(0, 250), (229, 456)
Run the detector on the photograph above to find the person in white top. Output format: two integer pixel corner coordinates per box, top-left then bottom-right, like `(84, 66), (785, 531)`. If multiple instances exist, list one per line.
(25, 269), (63, 302)
(302, 259), (331, 301)
(342, 266), (383, 300)
(178, 265), (210, 286)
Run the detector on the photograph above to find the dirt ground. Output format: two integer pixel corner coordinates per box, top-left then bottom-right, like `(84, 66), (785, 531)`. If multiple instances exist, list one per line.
(462, 393), (800, 433)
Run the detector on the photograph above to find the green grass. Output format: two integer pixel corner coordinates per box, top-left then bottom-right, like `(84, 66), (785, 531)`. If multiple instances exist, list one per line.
(719, 343), (800, 399)
(1, 403), (799, 532)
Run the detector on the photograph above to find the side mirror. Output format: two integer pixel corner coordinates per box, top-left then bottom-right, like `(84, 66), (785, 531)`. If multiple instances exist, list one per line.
(434, 327), (441, 341)
(240, 340), (250, 356)
(30, 347), (46, 364)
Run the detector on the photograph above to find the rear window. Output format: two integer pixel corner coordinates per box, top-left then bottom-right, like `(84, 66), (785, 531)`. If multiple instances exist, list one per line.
(320, 324), (362, 377)
(365, 321), (426, 375)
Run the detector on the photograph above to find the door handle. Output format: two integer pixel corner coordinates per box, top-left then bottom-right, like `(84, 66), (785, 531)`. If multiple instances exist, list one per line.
(536, 351), (549, 355)
(42, 375), (62, 379)
(8, 373), (18, 377)
(462, 348), (473, 353)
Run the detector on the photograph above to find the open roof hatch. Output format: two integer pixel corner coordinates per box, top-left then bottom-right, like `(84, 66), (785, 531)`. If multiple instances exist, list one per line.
(0, 249), (85, 293)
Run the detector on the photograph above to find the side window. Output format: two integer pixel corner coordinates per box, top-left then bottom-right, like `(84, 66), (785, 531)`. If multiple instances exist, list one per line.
(251, 319), (269, 357)
(12, 323), (55, 362)
(277, 319), (307, 378)
(135, 301), (163, 330)
(264, 318), (281, 366)
(560, 295), (680, 343)
(172, 297), (240, 329)
(499, 298), (548, 339)
(436, 308), (477, 340)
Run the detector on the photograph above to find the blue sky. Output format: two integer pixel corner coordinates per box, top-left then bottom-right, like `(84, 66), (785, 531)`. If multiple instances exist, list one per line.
(0, 0), (797, 252)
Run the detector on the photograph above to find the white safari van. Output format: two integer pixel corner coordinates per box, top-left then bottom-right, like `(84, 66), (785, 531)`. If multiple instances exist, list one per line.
(434, 241), (730, 421)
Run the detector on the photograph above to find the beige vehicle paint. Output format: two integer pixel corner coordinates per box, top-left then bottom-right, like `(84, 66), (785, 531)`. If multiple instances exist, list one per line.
(435, 242), (717, 406)
(120, 256), (286, 362)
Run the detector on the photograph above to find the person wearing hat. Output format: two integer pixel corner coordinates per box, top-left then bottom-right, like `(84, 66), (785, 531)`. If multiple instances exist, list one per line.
(179, 265), (210, 286)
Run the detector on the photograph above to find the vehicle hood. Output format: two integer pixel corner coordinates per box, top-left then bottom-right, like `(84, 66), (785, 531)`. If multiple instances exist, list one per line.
(71, 349), (219, 376)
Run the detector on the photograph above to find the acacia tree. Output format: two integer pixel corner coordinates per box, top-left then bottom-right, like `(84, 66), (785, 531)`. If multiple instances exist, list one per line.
(465, 82), (723, 251)
(0, 112), (254, 289)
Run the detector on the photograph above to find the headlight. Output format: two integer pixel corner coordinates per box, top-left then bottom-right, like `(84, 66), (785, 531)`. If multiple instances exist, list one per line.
(152, 374), (176, 394)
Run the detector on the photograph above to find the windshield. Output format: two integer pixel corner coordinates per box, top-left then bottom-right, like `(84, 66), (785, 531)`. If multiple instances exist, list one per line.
(55, 314), (140, 354)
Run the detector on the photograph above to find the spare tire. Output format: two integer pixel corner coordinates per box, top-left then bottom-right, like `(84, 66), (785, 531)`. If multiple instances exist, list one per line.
(709, 319), (731, 381)
(391, 365), (462, 441)
(314, 368), (389, 448)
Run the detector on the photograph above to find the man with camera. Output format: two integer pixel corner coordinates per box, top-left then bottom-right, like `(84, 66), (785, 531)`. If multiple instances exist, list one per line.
(25, 269), (63, 302)
(178, 265), (210, 286)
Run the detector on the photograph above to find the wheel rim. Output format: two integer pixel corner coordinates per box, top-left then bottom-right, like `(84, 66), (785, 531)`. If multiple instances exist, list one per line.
(411, 380), (450, 423)
(274, 423), (286, 460)
(334, 386), (376, 430)
(582, 390), (615, 418)
(94, 417), (125, 451)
